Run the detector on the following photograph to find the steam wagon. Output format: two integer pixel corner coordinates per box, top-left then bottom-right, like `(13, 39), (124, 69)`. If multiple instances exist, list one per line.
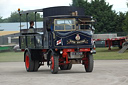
(18, 6), (96, 74)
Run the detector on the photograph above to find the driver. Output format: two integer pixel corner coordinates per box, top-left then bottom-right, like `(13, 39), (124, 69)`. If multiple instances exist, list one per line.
(28, 21), (34, 33)
(29, 21), (34, 28)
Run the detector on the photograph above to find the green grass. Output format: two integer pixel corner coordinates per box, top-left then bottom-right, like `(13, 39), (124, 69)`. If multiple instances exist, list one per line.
(0, 52), (24, 62)
(0, 47), (128, 62)
(94, 47), (128, 60)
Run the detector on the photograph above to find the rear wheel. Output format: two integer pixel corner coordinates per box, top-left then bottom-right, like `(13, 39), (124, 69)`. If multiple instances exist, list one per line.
(59, 54), (72, 70)
(67, 63), (72, 70)
(25, 51), (39, 72)
(25, 52), (34, 72)
(60, 63), (72, 70)
(34, 61), (40, 71)
(84, 53), (93, 72)
(50, 52), (59, 74)
(60, 64), (68, 70)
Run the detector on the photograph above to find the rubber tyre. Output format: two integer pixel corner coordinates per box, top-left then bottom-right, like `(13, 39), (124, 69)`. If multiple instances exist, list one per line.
(67, 63), (72, 70)
(60, 64), (68, 70)
(25, 51), (40, 72)
(60, 63), (72, 70)
(25, 51), (34, 72)
(34, 61), (40, 71)
(50, 53), (59, 74)
(84, 53), (93, 72)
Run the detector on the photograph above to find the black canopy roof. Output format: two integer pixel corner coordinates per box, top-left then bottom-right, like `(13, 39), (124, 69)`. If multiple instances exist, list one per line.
(19, 6), (85, 17)
(20, 9), (43, 14)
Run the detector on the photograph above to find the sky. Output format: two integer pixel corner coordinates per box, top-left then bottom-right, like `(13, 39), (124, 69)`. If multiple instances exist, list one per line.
(0, 0), (127, 18)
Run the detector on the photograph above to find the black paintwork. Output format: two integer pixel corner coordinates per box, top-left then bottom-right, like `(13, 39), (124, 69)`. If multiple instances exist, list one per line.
(19, 6), (94, 50)
(43, 6), (85, 17)
(49, 31), (92, 49)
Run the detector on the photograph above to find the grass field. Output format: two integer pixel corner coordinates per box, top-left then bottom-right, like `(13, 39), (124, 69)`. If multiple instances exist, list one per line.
(0, 47), (128, 62)
(0, 52), (24, 62)
(94, 47), (128, 60)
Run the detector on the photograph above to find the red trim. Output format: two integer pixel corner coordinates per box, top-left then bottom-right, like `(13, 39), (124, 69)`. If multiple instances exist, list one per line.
(59, 58), (64, 65)
(25, 55), (29, 69)
(42, 49), (47, 52)
(21, 49), (25, 51)
(59, 58), (69, 65)
(63, 49), (75, 53)
(62, 52), (70, 64)
(79, 48), (90, 52)
(107, 38), (110, 40)
(97, 39), (101, 41)
(51, 56), (54, 70)
(108, 40), (112, 50)
(62, 52), (67, 58)
(94, 37), (126, 41)
(62, 49), (73, 64)
(62, 48), (91, 64)
(120, 40), (122, 46)
(82, 53), (89, 68)
(63, 48), (90, 52)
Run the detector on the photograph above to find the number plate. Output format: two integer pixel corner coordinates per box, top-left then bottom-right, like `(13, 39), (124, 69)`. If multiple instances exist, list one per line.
(72, 52), (82, 55)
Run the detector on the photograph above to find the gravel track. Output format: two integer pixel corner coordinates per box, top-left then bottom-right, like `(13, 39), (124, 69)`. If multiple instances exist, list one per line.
(0, 60), (128, 85)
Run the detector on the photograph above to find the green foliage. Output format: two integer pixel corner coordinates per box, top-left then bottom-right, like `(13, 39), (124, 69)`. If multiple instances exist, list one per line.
(116, 12), (126, 32)
(123, 12), (128, 32)
(8, 11), (21, 22)
(7, 11), (42, 22)
(0, 16), (3, 23)
(2, 18), (9, 23)
(72, 0), (126, 33)
(72, 0), (85, 7)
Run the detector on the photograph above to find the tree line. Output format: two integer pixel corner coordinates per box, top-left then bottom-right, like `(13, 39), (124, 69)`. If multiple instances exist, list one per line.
(0, 0), (128, 33)
(0, 11), (42, 23)
(72, 0), (128, 33)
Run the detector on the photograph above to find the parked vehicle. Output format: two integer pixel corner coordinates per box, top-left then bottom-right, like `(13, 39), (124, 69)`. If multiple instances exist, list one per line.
(18, 6), (96, 74)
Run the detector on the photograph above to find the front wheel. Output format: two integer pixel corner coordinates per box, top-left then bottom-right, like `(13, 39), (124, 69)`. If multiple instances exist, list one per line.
(50, 52), (59, 74)
(84, 53), (94, 72)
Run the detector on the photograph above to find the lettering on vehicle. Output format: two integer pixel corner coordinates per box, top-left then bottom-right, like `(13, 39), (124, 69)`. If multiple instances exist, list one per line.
(67, 39), (88, 44)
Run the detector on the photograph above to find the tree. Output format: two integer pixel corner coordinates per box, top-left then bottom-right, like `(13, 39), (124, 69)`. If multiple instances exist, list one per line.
(72, 0), (120, 33)
(72, 0), (85, 7)
(0, 16), (3, 23)
(8, 11), (42, 22)
(115, 12), (126, 32)
(123, 3), (128, 32)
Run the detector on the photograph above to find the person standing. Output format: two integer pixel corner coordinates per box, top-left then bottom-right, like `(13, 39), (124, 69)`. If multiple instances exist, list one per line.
(28, 21), (34, 33)
(29, 21), (34, 28)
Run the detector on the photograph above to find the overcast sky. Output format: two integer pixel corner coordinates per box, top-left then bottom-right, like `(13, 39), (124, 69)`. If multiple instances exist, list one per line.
(0, 0), (127, 18)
